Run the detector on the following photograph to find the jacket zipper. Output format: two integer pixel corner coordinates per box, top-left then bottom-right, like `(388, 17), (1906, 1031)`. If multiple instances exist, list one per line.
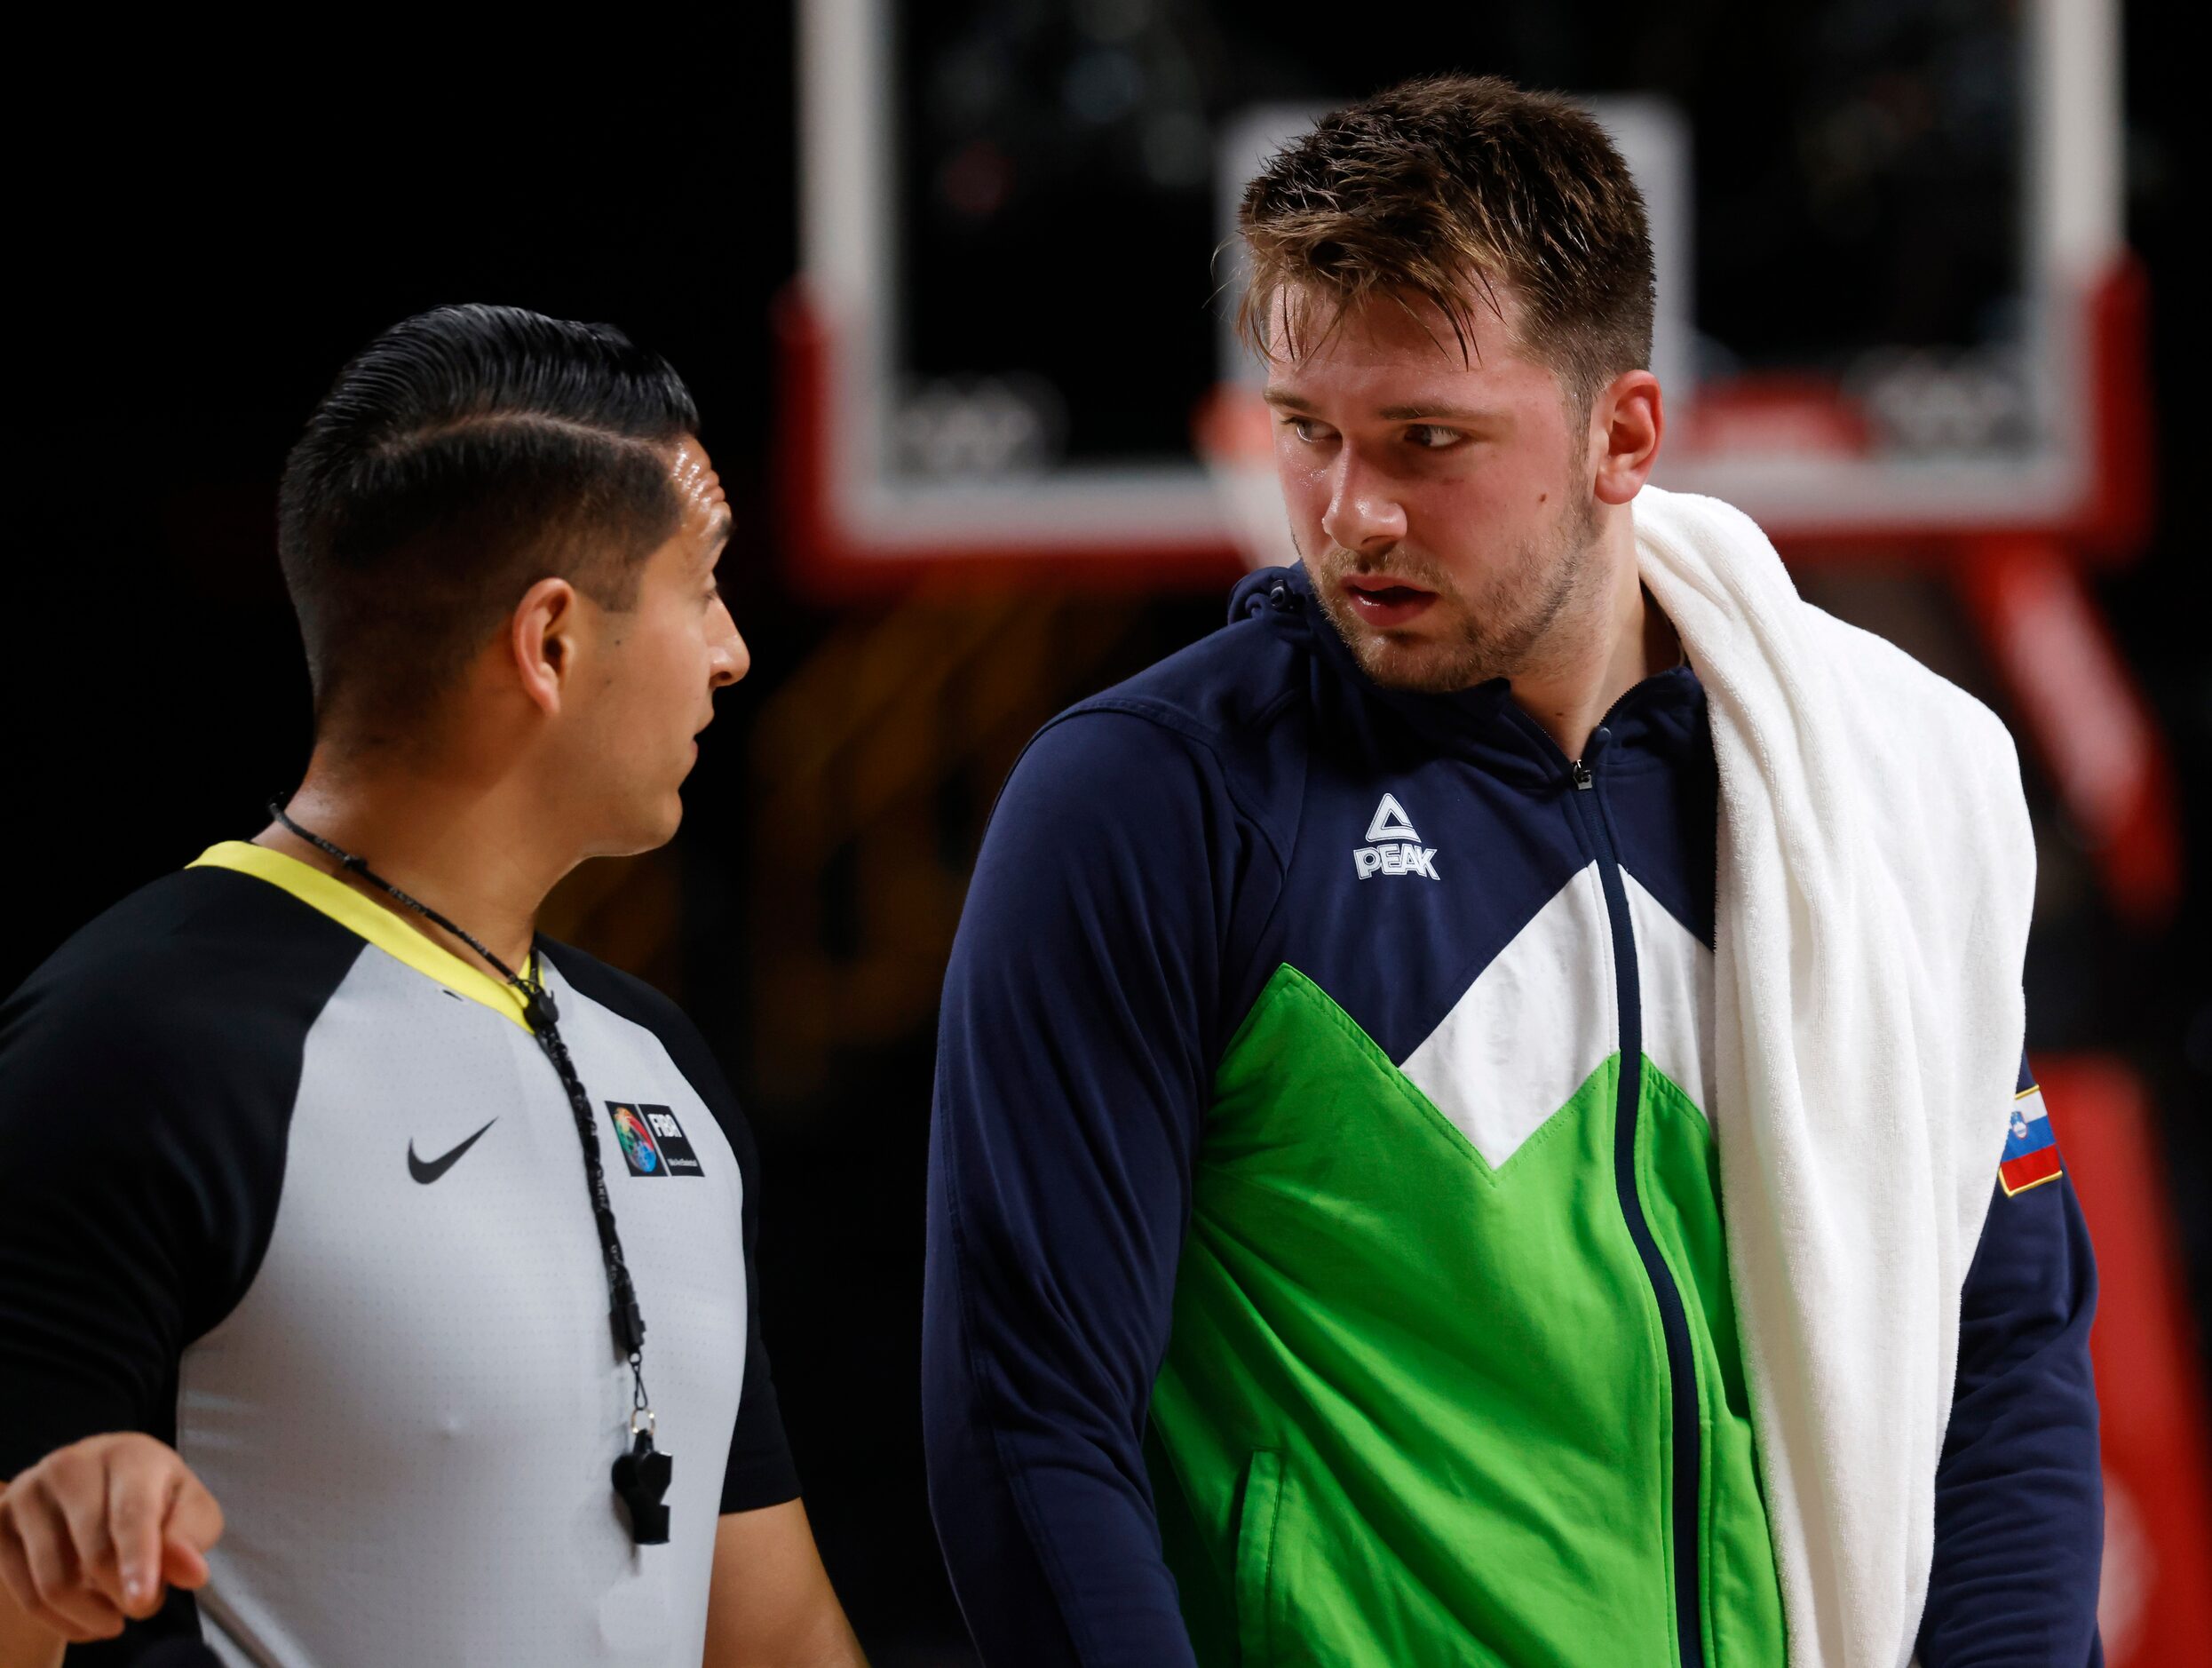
(1566, 728), (1708, 1668)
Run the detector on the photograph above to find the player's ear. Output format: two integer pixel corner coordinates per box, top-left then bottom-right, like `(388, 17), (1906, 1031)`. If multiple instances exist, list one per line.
(1592, 369), (1663, 506)
(510, 576), (581, 716)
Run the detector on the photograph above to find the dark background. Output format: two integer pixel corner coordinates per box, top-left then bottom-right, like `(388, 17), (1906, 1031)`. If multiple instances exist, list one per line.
(11, 9), (2204, 1660)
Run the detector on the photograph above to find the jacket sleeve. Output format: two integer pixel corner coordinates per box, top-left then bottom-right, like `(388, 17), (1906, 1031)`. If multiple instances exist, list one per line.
(923, 708), (1262, 1667)
(1918, 1059), (2103, 1667)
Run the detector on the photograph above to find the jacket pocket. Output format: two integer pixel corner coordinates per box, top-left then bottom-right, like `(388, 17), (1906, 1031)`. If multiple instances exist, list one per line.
(1234, 1450), (1287, 1665)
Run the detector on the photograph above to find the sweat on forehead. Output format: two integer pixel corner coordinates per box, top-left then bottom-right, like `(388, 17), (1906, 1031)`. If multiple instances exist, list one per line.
(667, 441), (727, 519)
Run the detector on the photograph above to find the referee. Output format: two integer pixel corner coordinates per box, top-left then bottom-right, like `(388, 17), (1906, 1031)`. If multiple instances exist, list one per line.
(0, 306), (866, 1666)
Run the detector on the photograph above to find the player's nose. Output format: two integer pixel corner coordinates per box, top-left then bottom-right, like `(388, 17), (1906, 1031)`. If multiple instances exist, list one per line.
(1320, 450), (1407, 553)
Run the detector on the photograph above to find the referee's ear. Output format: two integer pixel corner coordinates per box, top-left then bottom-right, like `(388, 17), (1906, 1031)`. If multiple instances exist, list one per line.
(510, 576), (583, 717)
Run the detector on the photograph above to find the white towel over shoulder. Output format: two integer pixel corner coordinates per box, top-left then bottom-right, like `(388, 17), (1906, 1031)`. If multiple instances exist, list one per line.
(1633, 486), (2036, 1668)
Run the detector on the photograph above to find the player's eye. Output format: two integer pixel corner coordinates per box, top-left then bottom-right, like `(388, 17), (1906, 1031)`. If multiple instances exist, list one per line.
(1404, 424), (1464, 450)
(1283, 416), (1334, 443)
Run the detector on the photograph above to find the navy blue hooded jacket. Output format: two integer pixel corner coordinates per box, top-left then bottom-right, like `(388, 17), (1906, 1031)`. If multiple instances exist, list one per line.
(924, 562), (2100, 1665)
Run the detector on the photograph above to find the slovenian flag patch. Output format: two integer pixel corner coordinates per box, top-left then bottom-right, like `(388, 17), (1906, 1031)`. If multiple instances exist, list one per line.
(2000, 1085), (2064, 1196)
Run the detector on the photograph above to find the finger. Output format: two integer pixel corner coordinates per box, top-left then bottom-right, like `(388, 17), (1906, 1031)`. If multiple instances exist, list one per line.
(0, 1537), (108, 1642)
(167, 1469), (224, 1558)
(155, 1466), (222, 1596)
(0, 1518), (56, 1632)
(106, 1449), (173, 1615)
(44, 1449), (123, 1613)
(8, 1482), (126, 1641)
(161, 1533), (210, 1593)
(0, 1503), (35, 1612)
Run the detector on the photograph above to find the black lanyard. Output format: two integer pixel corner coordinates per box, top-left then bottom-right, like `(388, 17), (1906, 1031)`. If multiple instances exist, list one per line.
(267, 799), (674, 1544)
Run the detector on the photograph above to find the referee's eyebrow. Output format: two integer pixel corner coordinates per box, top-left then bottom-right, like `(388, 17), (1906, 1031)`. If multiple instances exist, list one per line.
(703, 507), (733, 552)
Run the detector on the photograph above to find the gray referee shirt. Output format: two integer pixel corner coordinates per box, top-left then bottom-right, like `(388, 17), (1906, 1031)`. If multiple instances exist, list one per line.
(0, 842), (798, 1666)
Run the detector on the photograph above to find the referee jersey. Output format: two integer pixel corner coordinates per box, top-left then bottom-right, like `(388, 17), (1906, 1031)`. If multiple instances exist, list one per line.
(0, 842), (797, 1666)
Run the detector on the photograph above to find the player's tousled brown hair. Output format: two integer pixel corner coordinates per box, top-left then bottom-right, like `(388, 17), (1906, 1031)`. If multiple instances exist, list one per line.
(1238, 75), (1655, 417)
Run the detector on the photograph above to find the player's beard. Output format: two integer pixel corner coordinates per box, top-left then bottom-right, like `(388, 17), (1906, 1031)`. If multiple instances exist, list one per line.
(1304, 484), (1606, 695)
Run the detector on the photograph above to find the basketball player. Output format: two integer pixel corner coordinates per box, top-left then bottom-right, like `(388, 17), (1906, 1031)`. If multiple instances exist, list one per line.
(0, 306), (866, 1667)
(924, 78), (2100, 1666)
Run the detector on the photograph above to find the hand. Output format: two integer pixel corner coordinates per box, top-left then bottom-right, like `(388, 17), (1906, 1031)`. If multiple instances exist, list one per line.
(0, 1435), (223, 1644)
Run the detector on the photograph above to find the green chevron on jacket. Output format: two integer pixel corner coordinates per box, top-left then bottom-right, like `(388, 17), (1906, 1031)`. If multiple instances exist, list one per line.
(1145, 965), (1786, 1667)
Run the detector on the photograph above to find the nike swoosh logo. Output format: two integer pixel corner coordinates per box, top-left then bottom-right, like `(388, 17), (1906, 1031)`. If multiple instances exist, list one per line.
(408, 1119), (498, 1185)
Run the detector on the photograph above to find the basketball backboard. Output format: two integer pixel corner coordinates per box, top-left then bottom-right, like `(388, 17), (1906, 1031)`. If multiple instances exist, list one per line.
(783, 0), (2138, 592)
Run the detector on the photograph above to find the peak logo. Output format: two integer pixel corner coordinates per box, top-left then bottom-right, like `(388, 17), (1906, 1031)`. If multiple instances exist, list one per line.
(1352, 793), (1439, 880)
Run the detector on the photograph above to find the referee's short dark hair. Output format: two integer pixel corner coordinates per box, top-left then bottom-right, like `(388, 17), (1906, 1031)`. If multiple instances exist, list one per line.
(276, 304), (700, 747)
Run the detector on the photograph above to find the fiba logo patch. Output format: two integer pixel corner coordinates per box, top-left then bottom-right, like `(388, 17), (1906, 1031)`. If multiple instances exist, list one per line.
(605, 1102), (704, 1178)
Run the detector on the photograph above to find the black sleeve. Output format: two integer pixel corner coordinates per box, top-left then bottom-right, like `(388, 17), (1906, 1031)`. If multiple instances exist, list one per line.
(0, 870), (354, 1478)
(538, 943), (801, 1514)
